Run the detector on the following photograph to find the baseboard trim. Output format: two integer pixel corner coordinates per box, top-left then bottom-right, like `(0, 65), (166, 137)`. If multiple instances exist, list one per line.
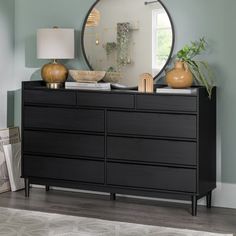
(32, 182), (236, 209)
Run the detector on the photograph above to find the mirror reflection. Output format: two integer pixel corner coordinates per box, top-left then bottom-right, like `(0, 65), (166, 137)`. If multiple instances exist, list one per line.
(83, 0), (174, 86)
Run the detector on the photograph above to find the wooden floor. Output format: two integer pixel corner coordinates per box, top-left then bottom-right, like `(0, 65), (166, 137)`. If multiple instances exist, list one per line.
(0, 188), (235, 235)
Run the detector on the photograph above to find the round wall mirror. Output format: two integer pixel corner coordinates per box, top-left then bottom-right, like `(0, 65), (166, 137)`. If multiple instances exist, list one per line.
(82, 0), (175, 87)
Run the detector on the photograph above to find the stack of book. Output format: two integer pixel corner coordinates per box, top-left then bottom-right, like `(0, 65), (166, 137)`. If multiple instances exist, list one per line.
(65, 82), (111, 91)
(156, 86), (197, 95)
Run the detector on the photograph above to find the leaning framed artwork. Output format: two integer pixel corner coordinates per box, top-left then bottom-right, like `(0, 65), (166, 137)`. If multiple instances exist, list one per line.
(0, 127), (20, 193)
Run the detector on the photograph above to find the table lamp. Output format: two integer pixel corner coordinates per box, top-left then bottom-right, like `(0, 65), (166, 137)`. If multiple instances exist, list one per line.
(37, 28), (75, 89)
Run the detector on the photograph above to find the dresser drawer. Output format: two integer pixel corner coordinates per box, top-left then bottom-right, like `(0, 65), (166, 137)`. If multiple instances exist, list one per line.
(24, 107), (104, 132)
(23, 156), (104, 184)
(23, 90), (76, 105)
(77, 92), (134, 108)
(136, 94), (197, 112)
(107, 111), (197, 139)
(107, 137), (197, 166)
(107, 163), (196, 193)
(24, 131), (104, 158)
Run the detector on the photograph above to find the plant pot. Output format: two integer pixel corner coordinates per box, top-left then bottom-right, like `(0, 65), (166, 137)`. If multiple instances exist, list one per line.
(166, 61), (193, 88)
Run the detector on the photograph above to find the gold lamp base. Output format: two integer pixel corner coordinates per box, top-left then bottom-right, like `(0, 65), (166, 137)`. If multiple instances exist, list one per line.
(41, 60), (68, 89)
(46, 83), (64, 89)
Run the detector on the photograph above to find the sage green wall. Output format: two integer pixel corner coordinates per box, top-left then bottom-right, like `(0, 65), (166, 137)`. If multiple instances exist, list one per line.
(14, 0), (94, 89)
(164, 0), (235, 184)
(12, 0), (236, 184)
(0, 0), (15, 129)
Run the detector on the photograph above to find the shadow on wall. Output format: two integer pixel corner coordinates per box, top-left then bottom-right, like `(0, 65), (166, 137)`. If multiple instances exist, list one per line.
(7, 90), (21, 130)
(30, 69), (41, 81)
(6, 71), (42, 131)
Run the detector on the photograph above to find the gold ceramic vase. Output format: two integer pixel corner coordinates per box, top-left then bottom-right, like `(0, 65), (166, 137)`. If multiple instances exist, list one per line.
(166, 61), (193, 89)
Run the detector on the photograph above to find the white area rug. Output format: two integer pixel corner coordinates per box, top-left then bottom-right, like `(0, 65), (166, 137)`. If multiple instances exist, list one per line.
(0, 207), (232, 236)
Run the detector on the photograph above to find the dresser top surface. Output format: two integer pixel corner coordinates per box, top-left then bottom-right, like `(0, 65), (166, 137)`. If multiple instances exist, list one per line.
(22, 81), (213, 98)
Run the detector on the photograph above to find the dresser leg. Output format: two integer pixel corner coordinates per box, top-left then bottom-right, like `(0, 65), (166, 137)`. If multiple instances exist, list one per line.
(191, 195), (197, 216)
(46, 185), (50, 192)
(110, 193), (116, 201)
(206, 191), (212, 208)
(25, 178), (30, 197)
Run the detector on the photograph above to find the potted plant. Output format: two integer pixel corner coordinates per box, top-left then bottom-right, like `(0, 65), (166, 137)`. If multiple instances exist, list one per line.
(105, 42), (117, 56)
(166, 38), (214, 98)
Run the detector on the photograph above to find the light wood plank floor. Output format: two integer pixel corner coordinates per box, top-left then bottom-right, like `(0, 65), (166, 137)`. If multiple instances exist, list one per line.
(0, 188), (235, 235)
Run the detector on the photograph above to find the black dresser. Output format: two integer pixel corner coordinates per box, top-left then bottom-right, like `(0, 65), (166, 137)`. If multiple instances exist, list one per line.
(21, 81), (216, 216)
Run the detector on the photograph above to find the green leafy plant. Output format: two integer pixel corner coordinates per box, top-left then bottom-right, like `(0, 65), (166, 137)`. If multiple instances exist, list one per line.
(176, 37), (214, 98)
(105, 42), (117, 56)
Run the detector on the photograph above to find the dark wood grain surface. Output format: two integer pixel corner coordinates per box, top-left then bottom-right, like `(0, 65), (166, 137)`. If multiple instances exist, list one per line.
(24, 156), (105, 184)
(107, 136), (197, 166)
(21, 82), (217, 216)
(24, 106), (105, 132)
(24, 130), (104, 159)
(107, 111), (197, 139)
(136, 94), (197, 112)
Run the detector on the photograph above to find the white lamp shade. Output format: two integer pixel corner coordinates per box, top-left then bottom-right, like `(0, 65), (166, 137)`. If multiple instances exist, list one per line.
(37, 28), (75, 59)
